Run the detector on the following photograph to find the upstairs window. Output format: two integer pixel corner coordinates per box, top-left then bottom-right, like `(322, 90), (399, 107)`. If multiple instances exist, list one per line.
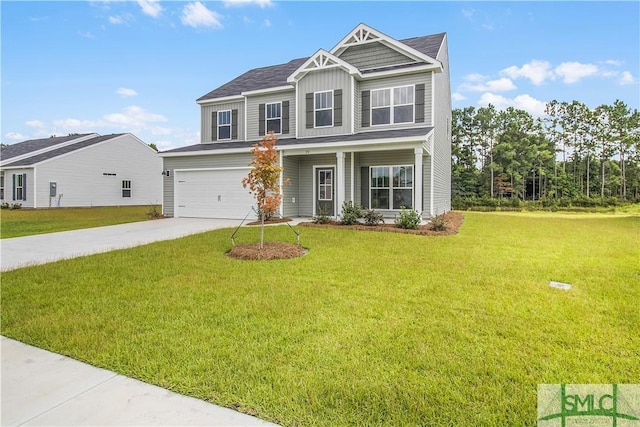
(218, 110), (231, 140)
(122, 180), (132, 198)
(266, 102), (282, 134)
(371, 85), (414, 126)
(315, 91), (333, 127)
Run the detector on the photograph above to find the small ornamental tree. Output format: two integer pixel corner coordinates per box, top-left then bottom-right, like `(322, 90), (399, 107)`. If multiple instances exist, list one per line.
(242, 132), (287, 249)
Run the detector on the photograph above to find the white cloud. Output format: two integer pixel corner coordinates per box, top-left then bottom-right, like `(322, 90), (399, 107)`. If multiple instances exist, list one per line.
(4, 132), (26, 142)
(264, 19), (271, 28)
(462, 8), (474, 20)
(500, 60), (554, 85)
(117, 87), (138, 97)
(452, 92), (467, 102)
(619, 71), (635, 85)
(78, 31), (95, 39)
(554, 61), (599, 84)
(603, 59), (623, 66)
(108, 13), (133, 24)
(103, 105), (167, 128)
(478, 92), (547, 117)
(462, 73), (487, 83)
(137, 0), (162, 18)
(224, 0), (272, 8)
(26, 120), (45, 128)
(52, 118), (99, 132)
(460, 77), (516, 93)
(181, 2), (223, 28)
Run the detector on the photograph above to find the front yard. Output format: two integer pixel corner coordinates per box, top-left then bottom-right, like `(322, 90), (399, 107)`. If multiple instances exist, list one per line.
(0, 205), (160, 238)
(1, 211), (638, 426)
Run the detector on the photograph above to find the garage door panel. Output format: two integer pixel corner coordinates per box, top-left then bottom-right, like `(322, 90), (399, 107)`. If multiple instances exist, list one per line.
(175, 169), (255, 219)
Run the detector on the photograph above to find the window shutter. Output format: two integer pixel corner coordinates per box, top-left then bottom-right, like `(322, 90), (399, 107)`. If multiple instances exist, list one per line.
(334, 89), (342, 127)
(258, 103), (266, 136)
(231, 109), (238, 139)
(360, 167), (369, 209)
(211, 111), (218, 141)
(12, 174), (16, 200)
(415, 84), (425, 123)
(361, 90), (370, 128)
(282, 101), (290, 134)
(22, 174), (27, 201)
(305, 93), (314, 129)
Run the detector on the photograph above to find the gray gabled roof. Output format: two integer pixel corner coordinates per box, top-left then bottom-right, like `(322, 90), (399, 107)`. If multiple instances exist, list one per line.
(197, 32), (446, 102)
(0, 134), (95, 162)
(3, 134), (126, 167)
(161, 127), (433, 155)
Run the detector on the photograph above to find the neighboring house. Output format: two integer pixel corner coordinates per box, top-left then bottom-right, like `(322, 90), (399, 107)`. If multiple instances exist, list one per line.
(0, 133), (162, 208)
(160, 23), (451, 220)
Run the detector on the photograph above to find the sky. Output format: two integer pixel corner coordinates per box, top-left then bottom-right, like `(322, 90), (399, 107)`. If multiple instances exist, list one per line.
(1, 1), (638, 151)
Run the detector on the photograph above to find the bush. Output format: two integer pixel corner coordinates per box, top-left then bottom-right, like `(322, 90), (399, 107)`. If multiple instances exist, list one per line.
(11, 203), (22, 210)
(313, 206), (331, 224)
(340, 201), (363, 225)
(394, 207), (421, 230)
(363, 209), (384, 226)
(147, 204), (163, 219)
(429, 213), (448, 231)
(1, 202), (9, 209)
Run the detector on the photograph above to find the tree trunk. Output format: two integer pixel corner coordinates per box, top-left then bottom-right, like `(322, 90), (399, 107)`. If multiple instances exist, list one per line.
(586, 155), (590, 198)
(260, 214), (265, 250)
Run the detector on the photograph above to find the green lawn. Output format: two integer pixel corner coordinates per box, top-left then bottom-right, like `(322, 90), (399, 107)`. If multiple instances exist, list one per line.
(0, 205), (159, 238)
(1, 212), (638, 426)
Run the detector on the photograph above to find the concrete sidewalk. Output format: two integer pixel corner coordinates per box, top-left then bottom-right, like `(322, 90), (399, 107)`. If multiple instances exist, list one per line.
(1, 217), (250, 271)
(1, 337), (279, 426)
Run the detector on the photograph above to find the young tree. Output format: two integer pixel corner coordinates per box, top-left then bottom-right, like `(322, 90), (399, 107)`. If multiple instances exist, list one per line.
(242, 132), (286, 249)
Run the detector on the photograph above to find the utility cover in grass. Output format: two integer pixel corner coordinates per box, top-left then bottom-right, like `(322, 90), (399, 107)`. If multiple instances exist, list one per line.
(549, 281), (572, 290)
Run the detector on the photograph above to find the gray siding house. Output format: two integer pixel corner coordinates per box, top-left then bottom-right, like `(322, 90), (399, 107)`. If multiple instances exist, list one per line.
(0, 133), (162, 208)
(160, 23), (451, 220)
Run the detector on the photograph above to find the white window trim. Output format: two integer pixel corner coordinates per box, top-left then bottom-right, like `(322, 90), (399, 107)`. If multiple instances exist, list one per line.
(369, 165), (414, 210)
(217, 110), (232, 141)
(370, 85), (415, 127)
(265, 101), (282, 135)
(314, 90), (334, 128)
(122, 179), (132, 198)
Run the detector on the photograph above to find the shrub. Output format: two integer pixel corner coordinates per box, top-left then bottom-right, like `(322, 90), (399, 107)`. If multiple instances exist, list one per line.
(363, 209), (384, 226)
(313, 206), (331, 224)
(11, 203), (22, 210)
(147, 204), (163, 219)
(394, 207), (421, 230)
(340, 201), (363, 225)
(1, 202), (9, 209)
(429, 213), (448, 231)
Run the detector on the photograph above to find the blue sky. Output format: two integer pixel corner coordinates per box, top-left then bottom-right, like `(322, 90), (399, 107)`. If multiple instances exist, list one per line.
(2, 1), (638, 150)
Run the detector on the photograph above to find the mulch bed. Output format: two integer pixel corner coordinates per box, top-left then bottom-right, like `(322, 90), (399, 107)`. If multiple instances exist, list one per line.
(246, 217), (292, 226)
(227, 241), (307, 260)
(228, 212), (464, 260)
(299, 211), (464, 236)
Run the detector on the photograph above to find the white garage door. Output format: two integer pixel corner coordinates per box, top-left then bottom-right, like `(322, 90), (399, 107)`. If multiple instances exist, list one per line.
(175, 169), (255, 219)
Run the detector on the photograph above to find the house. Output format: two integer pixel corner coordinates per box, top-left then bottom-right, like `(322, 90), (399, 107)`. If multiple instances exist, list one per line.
(0, 133), (162, 208)
(159, 23), (451, 220)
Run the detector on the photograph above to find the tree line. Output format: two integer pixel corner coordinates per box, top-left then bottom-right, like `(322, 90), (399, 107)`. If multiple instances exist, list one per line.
(451, 100), (640, 206)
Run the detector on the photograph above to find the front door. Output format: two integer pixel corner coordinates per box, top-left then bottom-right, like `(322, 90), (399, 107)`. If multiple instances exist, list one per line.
(316, 167), (335, 216)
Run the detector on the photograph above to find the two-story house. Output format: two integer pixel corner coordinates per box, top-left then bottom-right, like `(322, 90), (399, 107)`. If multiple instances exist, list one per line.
(159, 23), (451, 220)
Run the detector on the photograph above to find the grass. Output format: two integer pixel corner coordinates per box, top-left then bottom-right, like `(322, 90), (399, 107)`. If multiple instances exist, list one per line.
(1, 211), (638, 426)
(0, 205), (160, 238)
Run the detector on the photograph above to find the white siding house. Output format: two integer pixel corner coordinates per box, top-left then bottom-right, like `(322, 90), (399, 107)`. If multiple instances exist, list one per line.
(0, 133), (162, 208)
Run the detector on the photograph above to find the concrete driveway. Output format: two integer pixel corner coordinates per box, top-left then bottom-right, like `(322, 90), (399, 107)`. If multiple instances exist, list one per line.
(0, 217), (243, 271)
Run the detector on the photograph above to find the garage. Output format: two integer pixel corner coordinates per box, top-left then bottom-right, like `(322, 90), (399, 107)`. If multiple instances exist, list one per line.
(174, 168), (255, 219)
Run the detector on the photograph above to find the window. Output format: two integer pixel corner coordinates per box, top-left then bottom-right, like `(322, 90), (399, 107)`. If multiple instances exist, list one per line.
(15, 174), (25, 201)
(318, 169), (333, 201)
(370, 166), (413, 210)
(371, 85), (414, 126)
(315, 91), (333, 127)
(218, 110), (231, 140)
(122, 180), (132, 198)
(266, 102), (281, 134)
(0, 174), (4, 200)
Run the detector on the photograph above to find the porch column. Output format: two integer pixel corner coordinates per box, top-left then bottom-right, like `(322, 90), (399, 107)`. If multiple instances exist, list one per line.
(279, 150), (284, 217)
(414, 147), (423, 216)
(336, 151), (345, 218)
